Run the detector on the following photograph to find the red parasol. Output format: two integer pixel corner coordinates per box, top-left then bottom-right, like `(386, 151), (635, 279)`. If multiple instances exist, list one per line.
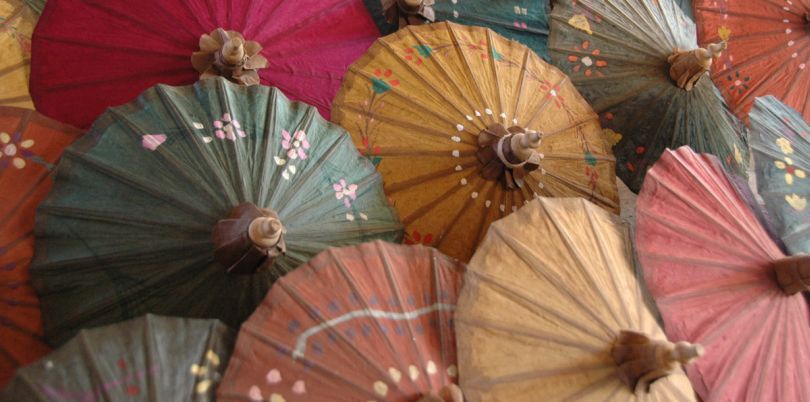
(636, 146), (810, 401)
(217, 241), (465, 402)
(29, 0), (380, 128)
(694, 0), (810, 122)
(0, 107), (81, 387)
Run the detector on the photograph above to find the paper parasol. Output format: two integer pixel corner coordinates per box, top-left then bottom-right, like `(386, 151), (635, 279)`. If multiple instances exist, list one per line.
(0, 0), (36, 109)
(364, 0), (551, 59)
(1, 315), (234, 401)
(549, 0), (749, 192)
(333, 21), (619, 262)
(29, 0), (380, 128)
(217, 240), (465, 402)
(456, 197), (700, 401)
(694, 0), (810, 122)
(31, 78), (402, 346)
(0, 107), (81, 387)
(636, 146), (810, 401)
(750, 95), (810, 255)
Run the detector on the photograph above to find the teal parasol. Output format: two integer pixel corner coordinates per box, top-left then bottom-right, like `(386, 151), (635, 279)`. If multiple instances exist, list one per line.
(30, 78), (403, 346)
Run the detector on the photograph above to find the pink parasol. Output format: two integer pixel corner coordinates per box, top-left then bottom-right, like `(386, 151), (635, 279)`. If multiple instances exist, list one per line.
(636, 146), (810, 401)
(29, 0), (379, 128)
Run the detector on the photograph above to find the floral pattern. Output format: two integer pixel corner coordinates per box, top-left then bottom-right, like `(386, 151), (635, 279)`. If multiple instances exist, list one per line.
(567, 40), (607, 77)
(404, 45), (433, 65)
(726, 71), (750, 95)
(775, 156), (805, 185)
(0, 131), (34, 170)
(213, 113), (246, 141)
(539, 80), (565, 108)
(372, 69), (400, 94)
(282, 130), (309, 160)
(333, 179), (358, 208)
(190, 349), (222, 394)
(404, 230), (434, 245)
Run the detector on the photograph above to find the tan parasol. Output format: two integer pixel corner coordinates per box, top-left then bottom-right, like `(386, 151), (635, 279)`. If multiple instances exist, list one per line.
(455, 197), (699, 401)
(333, 22), (619, 261)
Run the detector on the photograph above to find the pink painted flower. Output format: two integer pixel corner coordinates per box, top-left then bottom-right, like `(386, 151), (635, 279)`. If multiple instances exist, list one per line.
(333, 179), (358, 208)
(213, 113), (246, 141)
(282, 130), (310, 160)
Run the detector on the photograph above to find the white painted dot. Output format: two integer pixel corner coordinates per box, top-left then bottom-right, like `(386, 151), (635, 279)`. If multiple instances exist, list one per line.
(465, 115), (473, 121)
(388, 368), (402, 383)
(793, 53), (799, 58)
(471, 192), (479, 199)
(784, 6), (790, 11)
(451, 0), (457, 3)
(455, 165), (463, 171)
(193, 122), (204, 129)
(45, 361), (54, 370)
(373, 381), (388, 396)
(460, 178), (468, 186)
(734, 79), (742, 86)
(447, 365), (458, 377)
(786, 28), (792, 34)
(360, 213), (368, 221)
(499, 204), (506, 212)
(451, 136), (461, 142)
(538, 182), (545, 189)
(453, 10), (459, 18)
(452, 150), (460, 157)
(409, 365), (420, 381)
(550, 89), (558, 97)
(426, 361), (438, 375)
(784, 19), (790, 23)
(500, 112), (507, 119)
(513, 118), (518, 124)
(800, 63), (806, 69)
(485, 200), (492, 208)
(485, 108), (493, 115)
(456, 124), (464, 131)
(789, 40), (795, 46)
(475, 110), (481, 116)
(581, 56), (593, 67)
(541, 168), (547, 175)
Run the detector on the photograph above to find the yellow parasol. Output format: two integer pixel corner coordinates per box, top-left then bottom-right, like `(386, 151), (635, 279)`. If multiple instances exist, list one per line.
(333, 22), (618, 261)
(456, 197), (699, 401)
(0, 0), (34, 108)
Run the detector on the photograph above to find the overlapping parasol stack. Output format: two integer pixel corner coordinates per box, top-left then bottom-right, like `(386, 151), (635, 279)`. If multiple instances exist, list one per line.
(0, 0), (36, 109)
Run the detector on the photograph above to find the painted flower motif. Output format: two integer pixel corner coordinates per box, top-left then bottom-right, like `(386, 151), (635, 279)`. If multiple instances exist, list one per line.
(362, 137), (382, 167)
(567, 40), (607, 77)
(404, 45), (432, 65)
(539, 81), (565, 108)
(0, 131), (34, 170)
(604, 128), (622, 147)
(372, 69), (400, 94)
(282, 130), (310, 160)
(467, 40), (503, 61)
(333, 179), (358, 208)
(189, 350), (221, 395)
(405, 230), (433, 245)
(786, 194), (807, 211)
(213, 113), (246, 141)
(718, 26), (732, 41)
(726, 71), (750, 95)
(777, 137), (794, 154)
(775, 156), (805, 185)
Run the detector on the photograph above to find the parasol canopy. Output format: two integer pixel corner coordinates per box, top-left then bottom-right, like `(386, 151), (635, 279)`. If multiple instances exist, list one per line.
(456, 197), (700, 401)
(31, 78), (402, 346)
(636, 146), (810, 401)
(0, 0), (35, 109)
(364, 0), (551, 59)
(750, 96), (810, 255)
(1, 314), (234, 401)
(29, 0), (381, 128)
(217, 240), (465, 402)
(694, 0), (810, 122)
(332, 22), (619, 262)
(0, 107), (80, 387)
(549, 0), (749, 192)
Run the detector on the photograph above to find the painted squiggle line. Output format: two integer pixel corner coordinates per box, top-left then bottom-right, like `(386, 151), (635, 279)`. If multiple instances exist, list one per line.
(292, 303), (455, 358)
(41, 364), (158, 402)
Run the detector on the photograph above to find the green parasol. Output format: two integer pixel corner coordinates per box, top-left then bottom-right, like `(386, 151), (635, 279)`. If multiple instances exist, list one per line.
(1, 315), (234, 401)
(549, 0), (748, 192)
(31, 77), (403, 346)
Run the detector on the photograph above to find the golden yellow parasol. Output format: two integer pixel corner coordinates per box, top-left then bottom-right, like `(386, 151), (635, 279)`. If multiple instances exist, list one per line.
(333, 22), (619, 261)
(0, 0), (34, 108)
(456, 197), (700, 401)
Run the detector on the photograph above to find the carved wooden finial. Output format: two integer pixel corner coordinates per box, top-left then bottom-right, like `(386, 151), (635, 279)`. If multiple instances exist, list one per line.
(667, 42), (726, 91)
(774, 255), (810, 295)
(612, 330), (703, 393)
